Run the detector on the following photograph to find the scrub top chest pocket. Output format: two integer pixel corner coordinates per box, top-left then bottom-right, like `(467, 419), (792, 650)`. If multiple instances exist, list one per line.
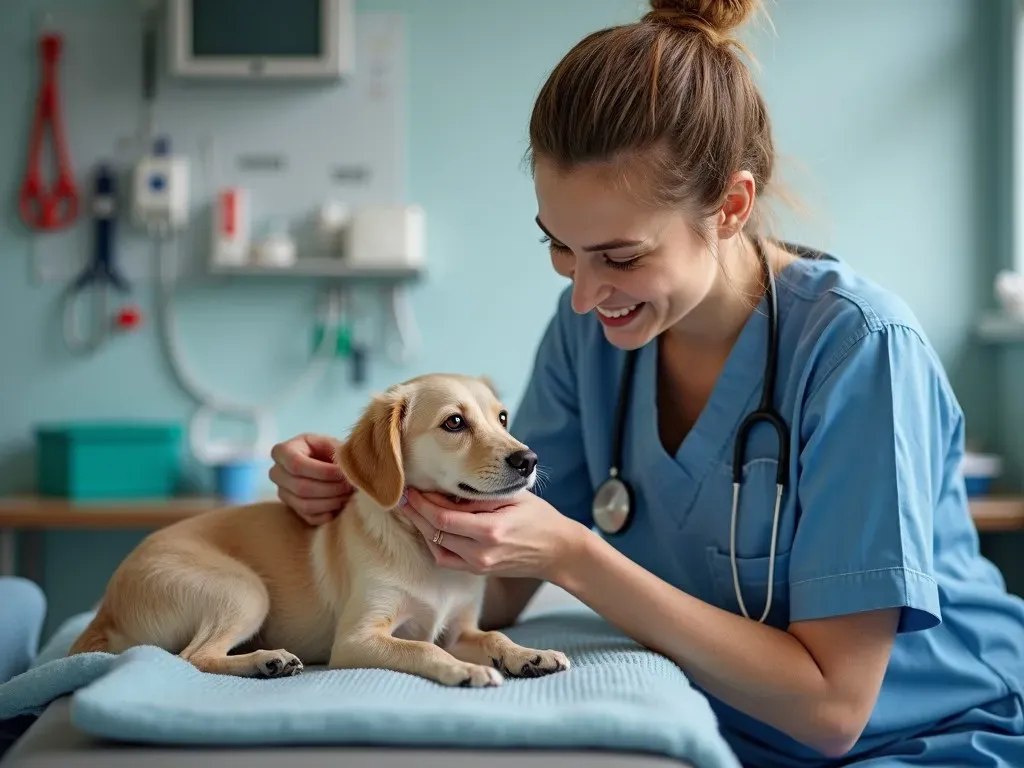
(700, 457), (796, 628)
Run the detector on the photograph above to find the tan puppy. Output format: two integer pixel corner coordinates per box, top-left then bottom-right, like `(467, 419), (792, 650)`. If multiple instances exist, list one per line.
(68, 373), (570, 687)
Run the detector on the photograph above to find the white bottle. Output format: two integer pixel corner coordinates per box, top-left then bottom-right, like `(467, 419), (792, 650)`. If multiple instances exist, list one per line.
(316, 200), (350, 257)
(253, 218), (297, 268)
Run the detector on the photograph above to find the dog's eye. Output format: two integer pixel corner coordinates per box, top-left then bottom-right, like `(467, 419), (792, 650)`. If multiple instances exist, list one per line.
(441, 414), (466, 432)
(499, 411), (508, 428)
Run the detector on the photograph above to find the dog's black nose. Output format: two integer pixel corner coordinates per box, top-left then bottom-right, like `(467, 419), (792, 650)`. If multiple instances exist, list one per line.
(506, 449), (538, 477)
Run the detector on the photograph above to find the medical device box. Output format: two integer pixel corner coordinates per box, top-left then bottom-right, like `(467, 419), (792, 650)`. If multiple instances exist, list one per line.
(132, 141), (190, 232)
(342, 204), (424, 269)
(35, 422), (183, 500)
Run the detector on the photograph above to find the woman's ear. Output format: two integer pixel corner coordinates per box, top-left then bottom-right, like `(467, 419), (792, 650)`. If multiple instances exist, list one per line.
(717, 170), (756, 239)
(335, 390), (408, 509)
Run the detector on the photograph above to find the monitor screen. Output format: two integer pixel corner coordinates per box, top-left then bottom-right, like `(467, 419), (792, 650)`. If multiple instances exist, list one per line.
(190, 0), (322, 58)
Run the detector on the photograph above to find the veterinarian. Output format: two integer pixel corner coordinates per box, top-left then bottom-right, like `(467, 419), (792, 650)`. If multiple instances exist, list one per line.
(268, 0), (1024, 764)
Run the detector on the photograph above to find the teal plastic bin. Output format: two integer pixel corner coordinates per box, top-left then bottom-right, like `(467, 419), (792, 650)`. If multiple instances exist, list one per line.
(35, 422), (184, 500)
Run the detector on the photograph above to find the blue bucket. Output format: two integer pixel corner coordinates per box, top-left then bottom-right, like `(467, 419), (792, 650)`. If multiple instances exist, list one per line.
(214, 460), (260, 505)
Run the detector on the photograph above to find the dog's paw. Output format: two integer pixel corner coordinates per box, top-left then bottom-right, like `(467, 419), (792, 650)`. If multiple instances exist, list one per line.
(255, 649), (304, 678)
(438, 662), (503, 688)
(492, 648), (570, 678)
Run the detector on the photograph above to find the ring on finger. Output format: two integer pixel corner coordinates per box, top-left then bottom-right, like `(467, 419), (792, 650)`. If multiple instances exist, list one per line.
(432, 528), (445, 546)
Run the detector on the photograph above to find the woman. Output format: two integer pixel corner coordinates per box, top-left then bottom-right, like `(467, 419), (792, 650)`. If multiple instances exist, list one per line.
(268, 1), (1024, 765)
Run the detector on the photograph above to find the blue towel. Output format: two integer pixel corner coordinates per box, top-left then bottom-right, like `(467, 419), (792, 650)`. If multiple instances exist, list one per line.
(0, 577), (47, 686)
(0, 608), (740, 768)
(0, 577), (49, 759)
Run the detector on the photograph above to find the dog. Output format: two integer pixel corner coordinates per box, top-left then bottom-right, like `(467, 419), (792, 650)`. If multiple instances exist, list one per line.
(68, 373), (570, 687)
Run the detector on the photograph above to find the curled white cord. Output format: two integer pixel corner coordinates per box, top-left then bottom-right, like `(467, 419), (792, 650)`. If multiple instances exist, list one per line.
(384, 284), (421, 365)
(61, 282), (109, 356)
(152, 229), (341, 464)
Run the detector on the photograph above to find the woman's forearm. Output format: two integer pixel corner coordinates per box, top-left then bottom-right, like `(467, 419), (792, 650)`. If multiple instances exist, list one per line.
(549, 530), (860, 756)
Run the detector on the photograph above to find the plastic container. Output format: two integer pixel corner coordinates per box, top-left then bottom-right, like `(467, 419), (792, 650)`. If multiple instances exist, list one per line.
(253, 219), (297, 268)
(959, 452), (1002, 497)
(211, 187), (250, 268)
(214, 460), (260, 505)
(35, 421), (183, 499)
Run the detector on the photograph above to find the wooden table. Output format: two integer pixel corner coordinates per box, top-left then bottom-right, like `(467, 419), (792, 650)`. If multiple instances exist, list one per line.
(967, 496), (1024, 533)
(0, 496), (222, 577)
(1, 493), (1021, 578)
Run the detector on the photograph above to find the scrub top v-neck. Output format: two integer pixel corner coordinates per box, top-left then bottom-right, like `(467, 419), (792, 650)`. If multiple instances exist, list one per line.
(609, 285), (785, 616)
(510, 251), (1024, 767)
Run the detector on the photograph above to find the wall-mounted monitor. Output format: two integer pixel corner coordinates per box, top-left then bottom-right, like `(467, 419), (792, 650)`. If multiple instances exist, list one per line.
(168, 0), (353, 79)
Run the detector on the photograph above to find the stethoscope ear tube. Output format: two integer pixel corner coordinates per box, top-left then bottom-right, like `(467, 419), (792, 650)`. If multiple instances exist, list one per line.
(610, 348), (639, 474)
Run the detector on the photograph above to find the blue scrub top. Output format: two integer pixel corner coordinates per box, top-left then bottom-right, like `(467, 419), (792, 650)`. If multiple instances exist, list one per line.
(511, 250), (1024, 766)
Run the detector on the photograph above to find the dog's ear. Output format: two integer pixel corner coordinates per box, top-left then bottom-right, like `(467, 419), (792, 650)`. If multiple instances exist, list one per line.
(335, 390), (408, 509)
(478, 375), (500, 399)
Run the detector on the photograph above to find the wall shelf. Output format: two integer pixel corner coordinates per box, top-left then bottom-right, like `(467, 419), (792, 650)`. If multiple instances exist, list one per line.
(974, 311), (1024, 343)
(208, 258), (423, 282)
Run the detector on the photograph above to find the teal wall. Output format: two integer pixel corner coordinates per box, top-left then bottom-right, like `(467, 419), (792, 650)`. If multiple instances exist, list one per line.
(2, 0), (1019, 637)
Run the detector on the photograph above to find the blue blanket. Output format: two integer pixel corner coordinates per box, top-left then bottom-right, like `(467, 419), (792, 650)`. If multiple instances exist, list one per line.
(0, 608), (740, 767)
(0, 578), (46, 687)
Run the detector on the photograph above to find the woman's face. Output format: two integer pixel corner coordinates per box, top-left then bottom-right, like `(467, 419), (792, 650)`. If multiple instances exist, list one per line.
(533, 158), (724, 351)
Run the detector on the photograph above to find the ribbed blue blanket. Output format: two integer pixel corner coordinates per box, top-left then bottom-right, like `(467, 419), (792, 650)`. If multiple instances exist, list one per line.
(0, 608), (739, 767)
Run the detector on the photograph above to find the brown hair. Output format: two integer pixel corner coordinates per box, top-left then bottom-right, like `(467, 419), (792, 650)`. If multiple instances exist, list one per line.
(528, 0), (777, 246)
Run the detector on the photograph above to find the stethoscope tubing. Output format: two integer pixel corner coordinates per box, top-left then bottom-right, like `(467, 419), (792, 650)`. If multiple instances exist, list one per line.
(594, 239), (789, 624)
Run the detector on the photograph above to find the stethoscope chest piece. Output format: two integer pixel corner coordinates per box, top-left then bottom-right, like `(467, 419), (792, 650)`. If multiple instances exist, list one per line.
(593, 473), (633, 535)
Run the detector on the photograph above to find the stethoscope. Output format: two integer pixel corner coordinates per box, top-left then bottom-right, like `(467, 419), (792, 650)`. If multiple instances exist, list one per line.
(591, 240), (790, 624)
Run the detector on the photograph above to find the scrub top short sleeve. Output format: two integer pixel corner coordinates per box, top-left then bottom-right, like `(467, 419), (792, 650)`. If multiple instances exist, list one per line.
(510, 288), (595, 528)
(790, 322), (947, 633)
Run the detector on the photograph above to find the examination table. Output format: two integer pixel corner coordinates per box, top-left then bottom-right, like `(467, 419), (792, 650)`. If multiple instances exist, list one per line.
(3, 697), (692, 768)
(0, 580), (721, 768)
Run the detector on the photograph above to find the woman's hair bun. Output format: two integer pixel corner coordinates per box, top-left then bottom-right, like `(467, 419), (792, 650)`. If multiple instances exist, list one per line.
(647, 0), (760, 34)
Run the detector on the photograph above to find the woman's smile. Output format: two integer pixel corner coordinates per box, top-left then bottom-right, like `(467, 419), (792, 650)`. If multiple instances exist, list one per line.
(596, 302), (646, 326)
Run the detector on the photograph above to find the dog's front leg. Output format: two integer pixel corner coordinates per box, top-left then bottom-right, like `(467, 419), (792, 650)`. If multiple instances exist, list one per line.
(445, 604), (571, 679)
(328, 593), (503, 688)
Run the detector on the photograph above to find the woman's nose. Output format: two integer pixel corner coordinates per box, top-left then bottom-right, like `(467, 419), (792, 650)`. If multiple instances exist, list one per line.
(570, 260), (603, 315)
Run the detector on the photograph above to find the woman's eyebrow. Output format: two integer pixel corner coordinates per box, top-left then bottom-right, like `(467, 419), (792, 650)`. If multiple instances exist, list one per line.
(535, 216), (645, 252)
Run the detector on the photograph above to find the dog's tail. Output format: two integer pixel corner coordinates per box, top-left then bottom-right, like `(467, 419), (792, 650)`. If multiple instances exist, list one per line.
(67, 611), (112, 655)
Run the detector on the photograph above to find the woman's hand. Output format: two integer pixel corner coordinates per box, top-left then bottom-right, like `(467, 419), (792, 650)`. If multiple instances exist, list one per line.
(268, 433), (354, 525)
(397, 488), (588, 582)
